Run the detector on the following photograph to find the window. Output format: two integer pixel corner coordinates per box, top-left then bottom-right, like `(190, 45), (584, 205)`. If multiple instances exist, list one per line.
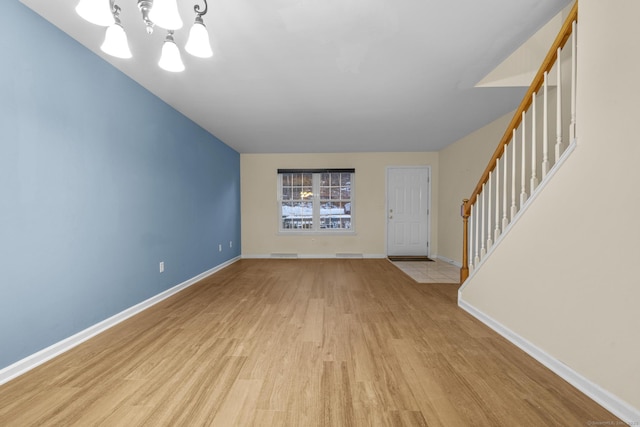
(278, 169), (354, 232)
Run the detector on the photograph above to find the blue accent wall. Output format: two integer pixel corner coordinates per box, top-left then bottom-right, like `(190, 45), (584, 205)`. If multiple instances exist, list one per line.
(0, 3), (241, 369)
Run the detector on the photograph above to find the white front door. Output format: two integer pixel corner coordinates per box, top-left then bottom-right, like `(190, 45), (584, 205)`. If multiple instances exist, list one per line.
(386, 167), (430, 256)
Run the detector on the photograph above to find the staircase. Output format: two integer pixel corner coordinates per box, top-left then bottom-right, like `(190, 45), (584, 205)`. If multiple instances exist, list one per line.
(459, 2), (578, 283)
(453, 1), (640, 420)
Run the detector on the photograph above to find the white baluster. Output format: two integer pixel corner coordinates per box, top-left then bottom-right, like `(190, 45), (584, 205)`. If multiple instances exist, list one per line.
(480, 184), (486, 259)
(542, 72), (550, 177)
(502, 145), (509, 233)
(474, 202), (480, 267)
(520, 112), (528, 207)
(531, 92), (539, 193)
(555, 46), (563, 161)
(570, 21), (577, 142)
(495, 157), (501, 242)
(487, 174), (493, 250)
(510, 130), (518, 220)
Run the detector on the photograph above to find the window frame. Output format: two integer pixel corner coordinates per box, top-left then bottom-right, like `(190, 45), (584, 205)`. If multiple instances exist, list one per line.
(277, 169), (355, 235)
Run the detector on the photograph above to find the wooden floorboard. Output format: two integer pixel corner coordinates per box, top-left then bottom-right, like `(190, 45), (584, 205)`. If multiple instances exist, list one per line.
(0, 259), (620, 426)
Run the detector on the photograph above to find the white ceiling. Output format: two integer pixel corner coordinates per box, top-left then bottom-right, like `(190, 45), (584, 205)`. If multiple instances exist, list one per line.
(20, 0), (571, 153)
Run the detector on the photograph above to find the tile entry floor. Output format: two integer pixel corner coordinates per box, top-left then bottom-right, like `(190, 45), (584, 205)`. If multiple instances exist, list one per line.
(390, 258), (460, 284)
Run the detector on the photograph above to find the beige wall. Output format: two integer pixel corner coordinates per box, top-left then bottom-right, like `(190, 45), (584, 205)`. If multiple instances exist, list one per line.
(241, 152), (438, 257)
(438, 112), (513, 263)
(460, 0), (640, 412)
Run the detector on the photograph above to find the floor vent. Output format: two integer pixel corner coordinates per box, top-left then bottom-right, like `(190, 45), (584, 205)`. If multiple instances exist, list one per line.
(270, 253), (299, 259)
(336, 253), (364, 258)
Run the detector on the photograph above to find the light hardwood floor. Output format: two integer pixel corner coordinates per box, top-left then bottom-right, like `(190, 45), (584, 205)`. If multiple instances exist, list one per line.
(0, 259), (619, 426)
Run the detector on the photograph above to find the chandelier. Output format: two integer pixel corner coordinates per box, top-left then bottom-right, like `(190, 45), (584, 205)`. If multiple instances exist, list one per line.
(75, 0), (213, 72)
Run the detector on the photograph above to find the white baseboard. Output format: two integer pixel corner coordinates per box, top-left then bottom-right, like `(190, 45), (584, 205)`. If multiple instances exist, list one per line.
(458, 297), (640, 423)
(0, 256), (240, 386)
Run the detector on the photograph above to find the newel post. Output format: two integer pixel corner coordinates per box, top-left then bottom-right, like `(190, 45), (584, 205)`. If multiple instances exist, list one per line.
(461, 199), (470, 283)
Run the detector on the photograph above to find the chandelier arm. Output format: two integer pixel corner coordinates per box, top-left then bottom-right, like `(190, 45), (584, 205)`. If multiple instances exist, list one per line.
(110, 0), (119, 15)
(194, 0), (209, 18)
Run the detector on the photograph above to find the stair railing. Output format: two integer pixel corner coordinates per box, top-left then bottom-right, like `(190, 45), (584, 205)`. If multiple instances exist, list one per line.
(460, 1), (578, 283)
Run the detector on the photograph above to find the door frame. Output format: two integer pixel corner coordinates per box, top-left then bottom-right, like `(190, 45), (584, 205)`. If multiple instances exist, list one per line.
(385, 165), (432, 257)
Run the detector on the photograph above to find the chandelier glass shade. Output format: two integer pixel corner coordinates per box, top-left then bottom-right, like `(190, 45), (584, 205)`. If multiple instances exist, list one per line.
(100, 7), (132, 58)
(158, 31), (185, 72)
(185, 16), (213, 58)
(101, 22), (132, 58)
(75, 0), (114, 26)
(75, 0), (213, 72)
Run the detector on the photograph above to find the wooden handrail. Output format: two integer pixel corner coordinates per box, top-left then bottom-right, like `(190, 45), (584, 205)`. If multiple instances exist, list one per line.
(462, 1), (578, 217)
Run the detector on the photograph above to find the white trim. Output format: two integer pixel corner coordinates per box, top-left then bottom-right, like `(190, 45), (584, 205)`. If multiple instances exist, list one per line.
(436, 255), (462, 268)
(0, 256), (240, 386)
(458, 298), (640, 424)
(460, 141), (577, 292)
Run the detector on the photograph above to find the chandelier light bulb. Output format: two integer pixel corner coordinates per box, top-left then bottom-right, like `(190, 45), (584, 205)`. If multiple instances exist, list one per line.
(158, 32), (185, 72)
(101, 21), (132, 59)
(149, 0), (183, 30)
(185, 18), (213, 58)
(75, 0), (115, 26)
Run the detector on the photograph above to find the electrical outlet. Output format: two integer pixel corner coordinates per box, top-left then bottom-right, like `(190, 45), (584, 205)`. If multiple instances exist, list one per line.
(230, 241), (233, 248)
(159, 261), (164, 273)
(218, 244), (222, 252)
